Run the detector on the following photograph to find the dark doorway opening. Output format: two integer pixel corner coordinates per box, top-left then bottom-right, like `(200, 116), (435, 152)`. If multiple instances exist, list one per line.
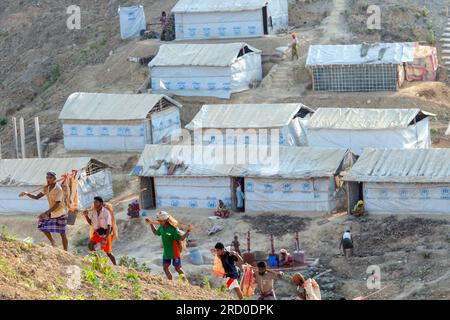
(140, 177), (156, 209)
(347, 181), (363, 215)
(262, 6), (269, 35)
(231, 177), (245, 212)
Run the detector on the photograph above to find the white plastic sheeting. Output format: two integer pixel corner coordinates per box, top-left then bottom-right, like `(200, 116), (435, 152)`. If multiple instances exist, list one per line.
(172, 0), (269, 12)
(186, 103), (311, 129)
(151, 107), (182, 144)
(118, 6), (146, 40)
(306, 43), (415, 66)
(150, 44), (262, 99)
(149, 43), (261, 67)
(307, 108), (433, 130)
(173, 0), (288, 39)
(306, 108), (433, 155)
(62, 122), (149, 152)
(154, 177), (231, 209)
(59, 93), (182, 121)
(362, 182), (450, 214)
(0, 158), (113, 214)
(344, 148), (450, 183)
(245, 177), (344, 212)
(132, 145), (349, 179)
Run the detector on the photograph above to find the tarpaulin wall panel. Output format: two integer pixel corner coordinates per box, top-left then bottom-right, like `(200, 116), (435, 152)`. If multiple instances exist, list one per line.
(151, 54), (261, 99)
(154, 177), (232, 209)
(151, 107), (182, 144)
(63, 123), (148, 151)
(245, 177), (342, 212)
(175, 10), (264, 40)
(363, 182), (450, 214)
(307, 118), (430, 155)
(119, 6), (146, 39)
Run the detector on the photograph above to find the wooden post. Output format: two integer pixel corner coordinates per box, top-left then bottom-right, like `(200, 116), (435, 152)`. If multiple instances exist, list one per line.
(34, 117), (42, 158)
(19, 117), (26, 159)
(12, 117), (19, 158)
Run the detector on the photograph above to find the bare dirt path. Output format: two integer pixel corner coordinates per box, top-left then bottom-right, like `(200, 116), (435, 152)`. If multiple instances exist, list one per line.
(318, 0), (353, 43)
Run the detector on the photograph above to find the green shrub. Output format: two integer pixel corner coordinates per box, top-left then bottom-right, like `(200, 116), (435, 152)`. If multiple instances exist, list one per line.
(0, 117), (7, 126)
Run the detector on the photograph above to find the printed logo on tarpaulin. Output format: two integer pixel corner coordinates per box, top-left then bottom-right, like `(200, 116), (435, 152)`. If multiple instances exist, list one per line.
(248, 26), (256, 35)
(224, 197), (232, 208)
(245, 181), (254, 192)
(264, 183), (274, 194)
(189, 199), (199, 208)
(233, 26), (241, 35)
(218, 27), (226, 36)
(282, 183), (292, 193)
(156, 197), (162, 207)
(188, 28), (196, 37)
(177, 81), (186, 90)
(222, 82), (231, 91)
(379, 189), (388, 198)
(170, 199), (180, 207)
(207, 82), (216, 90)
(302, 182), (311, 191)
(207, 198), (217, 209)
(441, 188), (450, 199)
(203, 28), (211, 37)
(192, 82), (201, 90)
(419, 189), (430, 199)
(399, 189), (408, 199)
(70, 127), (77, 136)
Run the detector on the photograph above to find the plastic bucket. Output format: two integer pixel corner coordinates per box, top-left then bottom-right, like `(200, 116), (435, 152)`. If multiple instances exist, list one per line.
(189, 249), (204, 265)
(66, 211), (78, 226)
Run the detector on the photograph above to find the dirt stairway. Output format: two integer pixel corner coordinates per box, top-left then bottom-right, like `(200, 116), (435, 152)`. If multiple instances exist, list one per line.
(260, 60), (298, 89)
(441, 17), (450, 81)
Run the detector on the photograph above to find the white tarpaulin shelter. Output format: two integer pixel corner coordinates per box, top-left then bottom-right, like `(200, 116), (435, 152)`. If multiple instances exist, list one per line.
(344, 148), (450, 215)
(186, 103), (315, 146)
(306, 43), (416, 92)
(306, 108), (435, 155)
(172, 0), (288, 40)
(131, 145), (352, 213)
(149, 43), (262, 99)
(0, 158), (113, 214)
(118, 6), (146, 39)
(59, 93), (182, 152)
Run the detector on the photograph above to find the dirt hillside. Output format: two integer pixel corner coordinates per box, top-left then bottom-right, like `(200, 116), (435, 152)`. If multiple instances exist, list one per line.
(0, 236), (229, 300)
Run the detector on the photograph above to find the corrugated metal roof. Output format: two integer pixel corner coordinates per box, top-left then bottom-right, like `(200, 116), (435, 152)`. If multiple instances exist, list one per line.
(59, 93), (182, 121)
(148, 43), (261, 67)
(343, 148), (450, 183)
(306, 43), (415, 66)
(0, 158), (108, 186)
(186, 103), (314, 130)
(131, 145), (349, 178)
(306, 108), (435, 130)
(172, 0), (268, 13)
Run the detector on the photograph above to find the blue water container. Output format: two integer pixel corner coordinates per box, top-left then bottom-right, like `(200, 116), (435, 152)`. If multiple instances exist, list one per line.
(268, 255), (278, 267)
(189, 249), (204, 265)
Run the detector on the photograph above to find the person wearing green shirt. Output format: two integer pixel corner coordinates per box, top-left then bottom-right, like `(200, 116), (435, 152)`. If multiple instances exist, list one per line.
(146, 211), (190, 280)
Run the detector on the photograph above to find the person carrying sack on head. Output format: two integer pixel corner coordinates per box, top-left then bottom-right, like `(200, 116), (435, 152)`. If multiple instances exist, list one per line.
(19, 171), (68, 251)
(146, 211), (190, 281)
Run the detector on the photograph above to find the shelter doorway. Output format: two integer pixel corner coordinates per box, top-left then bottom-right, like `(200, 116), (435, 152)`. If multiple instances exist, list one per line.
(262, 6), (269, 35)
(231, 177), (245, 212)
(347, 182), (363, 214)
(140, 177), (156, 209)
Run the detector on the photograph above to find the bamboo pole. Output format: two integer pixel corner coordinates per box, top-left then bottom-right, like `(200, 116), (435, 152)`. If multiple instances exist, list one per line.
(19, 117), (26, 159)
(12, 117), (19, 158)
(34, 117), (42, 158)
